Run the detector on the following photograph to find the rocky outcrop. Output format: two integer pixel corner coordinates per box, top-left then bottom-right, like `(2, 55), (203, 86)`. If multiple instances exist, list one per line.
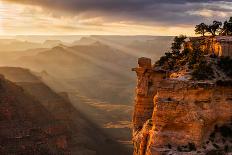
(132, 57), (165, 132)
(132, 58), (232, 155)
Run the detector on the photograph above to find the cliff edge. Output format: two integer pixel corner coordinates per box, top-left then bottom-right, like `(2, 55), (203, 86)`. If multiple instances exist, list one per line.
(132, 57), (232, 155)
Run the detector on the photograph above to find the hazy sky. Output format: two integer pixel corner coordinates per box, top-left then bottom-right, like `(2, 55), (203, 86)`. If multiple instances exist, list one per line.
(1, 0), (231, 35)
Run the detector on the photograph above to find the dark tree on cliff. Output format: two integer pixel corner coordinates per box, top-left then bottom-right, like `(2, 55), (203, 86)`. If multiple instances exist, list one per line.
(207, 21), (222, 36)
(171, 35), (187, 52)
(221, 17), (232, 36)
(155, 35), (187, 70)
(229, 17), (232, 23)
(195, 23), (208, 36)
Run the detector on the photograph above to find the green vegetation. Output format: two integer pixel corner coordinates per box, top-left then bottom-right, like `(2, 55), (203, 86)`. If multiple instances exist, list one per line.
(156, 17), (232, 81)
(155, 35), (215, 80)
(155, 35), (188, 70)
(188, 44), (204, 69)
(171, 35), (187, 51)
(192, 60), (214, 80)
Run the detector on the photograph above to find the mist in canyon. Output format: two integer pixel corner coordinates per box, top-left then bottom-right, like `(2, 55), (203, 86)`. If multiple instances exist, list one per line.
(0, 35), (173, 154)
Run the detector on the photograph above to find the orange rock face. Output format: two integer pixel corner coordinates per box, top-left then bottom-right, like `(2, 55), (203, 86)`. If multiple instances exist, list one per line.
(132, 58), (232, 155)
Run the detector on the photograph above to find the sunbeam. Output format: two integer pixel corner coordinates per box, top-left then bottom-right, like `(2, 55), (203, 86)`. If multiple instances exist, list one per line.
(90, 36), (150, 58)
(60, 44), (134, 80)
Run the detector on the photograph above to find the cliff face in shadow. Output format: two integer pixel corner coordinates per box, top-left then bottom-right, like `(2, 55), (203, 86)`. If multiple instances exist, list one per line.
(0, 75), (70, 155)
(0, 67), (131, 155)
(132, 57), (232, 155)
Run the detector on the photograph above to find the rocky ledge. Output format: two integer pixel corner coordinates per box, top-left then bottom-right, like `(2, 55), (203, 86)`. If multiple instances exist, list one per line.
(132, 57), (232, 155)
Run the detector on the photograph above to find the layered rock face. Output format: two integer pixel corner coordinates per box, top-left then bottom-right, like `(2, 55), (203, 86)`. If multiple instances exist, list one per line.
(132, 58), (232, 155)
(185, 36), (232, 58)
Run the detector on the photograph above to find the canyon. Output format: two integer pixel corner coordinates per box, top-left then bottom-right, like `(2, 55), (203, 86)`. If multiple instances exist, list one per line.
(0, 36), (172, 153)
(0, 67), (131, 155)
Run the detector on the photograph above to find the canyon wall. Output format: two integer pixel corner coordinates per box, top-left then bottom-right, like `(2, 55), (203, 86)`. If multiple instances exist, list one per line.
(0, 75), (70, 155)
(132, 57), (232, 155)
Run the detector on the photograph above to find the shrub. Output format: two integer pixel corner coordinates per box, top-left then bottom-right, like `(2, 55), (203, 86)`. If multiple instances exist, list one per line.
(155, 35), (187, 71)
(167, 144), (172, 149)
(191, 60), (214, 80)
(213, 143), (220, 149)
(219, 125), (232, 138)
(218, 56), (232, 77)
(171, 35), (187, 51)
(177, 146), (182, 152)
(210, 132), (216, 139)
(188, 49), (204, 69)
(188, 143), (196, 151)
(156, 54), (169, 66)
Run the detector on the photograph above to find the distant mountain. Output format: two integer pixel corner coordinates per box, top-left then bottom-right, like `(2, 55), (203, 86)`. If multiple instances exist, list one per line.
(0, 40), (41, 52)
(0, 67), (131, 155)
(14, 36), (172, 103)
(72, 37), (97, 45)
(15, 43), (137, 103)
(43, 40), (64, 48)
(0, 39), (66, 52)
(0, 48), (48, 66)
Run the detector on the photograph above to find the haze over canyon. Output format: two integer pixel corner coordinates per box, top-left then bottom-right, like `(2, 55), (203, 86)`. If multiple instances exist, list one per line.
(0, 0), (231, 155)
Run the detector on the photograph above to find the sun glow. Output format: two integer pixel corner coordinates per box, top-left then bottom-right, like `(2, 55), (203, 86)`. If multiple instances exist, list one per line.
(0, 1), (27, 35)
(0, 1), (6, 34)
(0, 0), (195, 35)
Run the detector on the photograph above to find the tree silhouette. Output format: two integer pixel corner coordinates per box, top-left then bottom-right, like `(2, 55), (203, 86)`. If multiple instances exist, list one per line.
(229, 17), (232, 23)
(171, 35), (187, 51)
(221, 17), (232, 36)
(207, 21), (222, 36)
(195, 23), (208, 36)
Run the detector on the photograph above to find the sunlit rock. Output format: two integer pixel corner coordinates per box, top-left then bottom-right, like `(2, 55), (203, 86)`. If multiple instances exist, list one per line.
(132, 57), (232, 155)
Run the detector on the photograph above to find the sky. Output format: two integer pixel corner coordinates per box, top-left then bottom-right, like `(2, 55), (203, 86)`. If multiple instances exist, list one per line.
(0, 0), (232, 36)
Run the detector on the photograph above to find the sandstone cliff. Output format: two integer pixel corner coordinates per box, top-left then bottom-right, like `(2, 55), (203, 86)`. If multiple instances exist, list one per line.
(132, 57), (232, 155)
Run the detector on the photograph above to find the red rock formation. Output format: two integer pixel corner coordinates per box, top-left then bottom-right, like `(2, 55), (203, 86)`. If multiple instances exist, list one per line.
(132, 57), (154, 132)
(132, 58), (232, 155)
(132, 57), (165, 132)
